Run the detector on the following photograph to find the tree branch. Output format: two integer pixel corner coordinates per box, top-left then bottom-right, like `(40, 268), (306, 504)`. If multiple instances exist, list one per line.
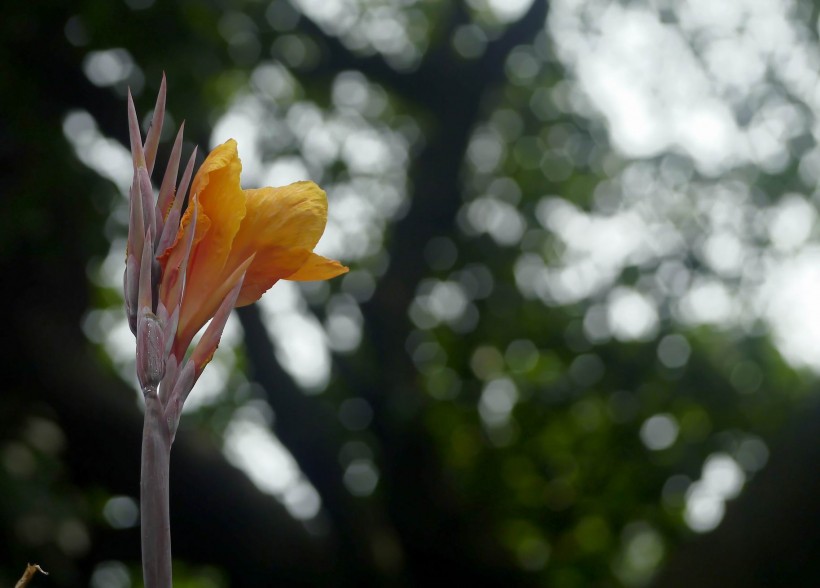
(235, 304), (403, 583)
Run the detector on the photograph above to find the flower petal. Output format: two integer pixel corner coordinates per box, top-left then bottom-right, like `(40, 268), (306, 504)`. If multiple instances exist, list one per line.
(160, 142), (347, 353)
(233, 248), (349, 307)
(188, 140), (246, 273)
(286, 252), (349, 282)
(175, 140), (246, 349)
(226, 182), (335, 306)
(232, 182), (329, 254)
(234, 247), (311, 307)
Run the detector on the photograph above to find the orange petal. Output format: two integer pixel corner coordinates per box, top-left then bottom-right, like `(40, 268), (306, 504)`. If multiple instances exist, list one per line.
(227, 182), (333, 306)
(176, 140), (247, 349)
(234, 247), (310, 307)
(231, 182), (328, 256)
(286, 252), (349, 282)
(158, 198), (211, 312)
(234, 250), (349, 307)
(187, 140), (246, 274)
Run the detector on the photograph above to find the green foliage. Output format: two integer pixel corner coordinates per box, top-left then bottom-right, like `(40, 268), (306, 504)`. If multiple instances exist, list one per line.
(5, 0), (820, 586)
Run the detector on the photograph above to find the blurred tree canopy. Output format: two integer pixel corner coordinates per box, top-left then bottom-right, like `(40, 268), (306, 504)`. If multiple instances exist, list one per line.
(5, 0), (820, 586)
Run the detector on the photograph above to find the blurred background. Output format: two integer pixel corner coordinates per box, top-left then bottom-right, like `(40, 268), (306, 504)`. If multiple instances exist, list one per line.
(4, 0), (820, 586)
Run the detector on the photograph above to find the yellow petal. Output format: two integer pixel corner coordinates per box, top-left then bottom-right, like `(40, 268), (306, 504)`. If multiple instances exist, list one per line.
(234, 250), (349, 307)
(231, 182), (328, 256)
(187, 140), (246, 274)
(234, 247), (311, 307)
(190, 140), (243, 205)
(227, 182), (333, 306)
(164, 142), (347, 354)
(286, 252), (349, 282)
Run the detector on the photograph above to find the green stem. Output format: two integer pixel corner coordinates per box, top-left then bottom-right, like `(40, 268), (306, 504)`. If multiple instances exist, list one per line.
(141, 386), (172, 588)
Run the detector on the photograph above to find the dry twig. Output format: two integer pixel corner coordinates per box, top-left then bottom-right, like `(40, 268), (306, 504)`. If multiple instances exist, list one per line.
(15, 564), (48, 588)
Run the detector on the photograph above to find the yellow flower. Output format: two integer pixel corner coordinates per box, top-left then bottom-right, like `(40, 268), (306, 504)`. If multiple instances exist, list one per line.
(160, 139), (347, 357)
(126, 77), (347, 442)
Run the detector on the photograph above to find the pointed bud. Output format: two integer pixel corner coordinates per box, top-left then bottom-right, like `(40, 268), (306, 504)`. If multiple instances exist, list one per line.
(159, 196), (198, 318)
(189, 258), (250, 376)
(127, 90), (146, 171)
(163, 258), (251, 440)
(156, 145), (197, 258)
(162, 304), (179, 360)
(138, 229), (154, 313)
(155, 300), (170, 331)
(127, 178), (145, 261)
(158, 352), (178, 406)
(156, 207), (180, 261)
(138, 165), (157, 244)
(124, 254), (140, 334)
(126, 93), (146, 314)
(165, 359), (195, 441)
(156, 122), (184, 220)
(151, 256), (162, 311)
(176, 146), (197, 212)
(143, 74), (167, 176)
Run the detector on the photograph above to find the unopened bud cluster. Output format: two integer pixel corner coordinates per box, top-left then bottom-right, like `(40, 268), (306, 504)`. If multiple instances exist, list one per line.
(124, 77), (245, 441)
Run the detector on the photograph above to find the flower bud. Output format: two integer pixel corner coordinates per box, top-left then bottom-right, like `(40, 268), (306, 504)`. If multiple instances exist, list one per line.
(137, 311), (166, 391)
(123, 254), (139, 335)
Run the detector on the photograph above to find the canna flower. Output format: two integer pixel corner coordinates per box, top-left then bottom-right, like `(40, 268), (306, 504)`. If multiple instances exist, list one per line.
(124, 76), (347, 438)
(124, 75), (349, 588)
(159, 139), (348, 360)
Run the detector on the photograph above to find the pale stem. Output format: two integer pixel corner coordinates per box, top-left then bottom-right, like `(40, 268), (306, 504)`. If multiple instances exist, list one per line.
(141, 385), (173, 588)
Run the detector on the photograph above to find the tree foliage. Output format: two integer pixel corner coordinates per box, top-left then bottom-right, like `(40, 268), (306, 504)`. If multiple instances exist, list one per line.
(4, 1), (820, 586)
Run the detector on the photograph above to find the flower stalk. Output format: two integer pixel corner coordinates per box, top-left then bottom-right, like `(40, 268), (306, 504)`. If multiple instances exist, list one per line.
(140, 385), (172, 588)
(124, 76), (347, 587)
